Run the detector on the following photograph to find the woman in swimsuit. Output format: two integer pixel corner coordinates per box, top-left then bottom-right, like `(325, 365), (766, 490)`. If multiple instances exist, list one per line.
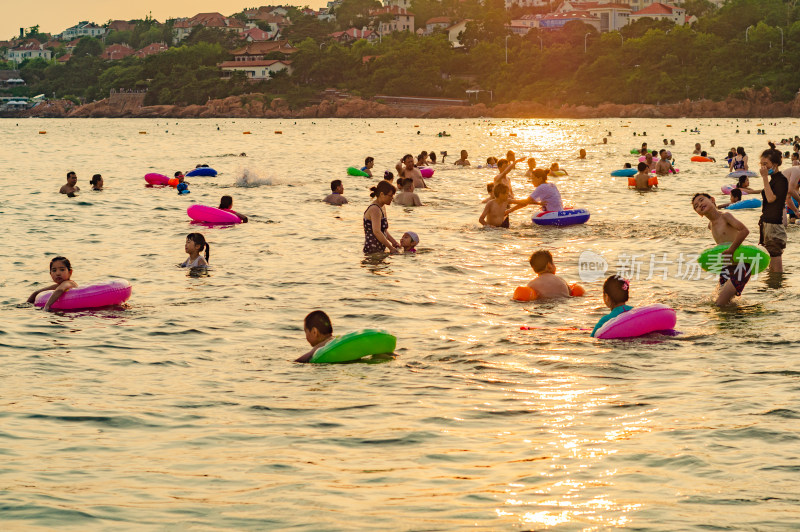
(729, 147), (748, 172)
(363, 181), (399, 254)
(181, 233), (210, 267)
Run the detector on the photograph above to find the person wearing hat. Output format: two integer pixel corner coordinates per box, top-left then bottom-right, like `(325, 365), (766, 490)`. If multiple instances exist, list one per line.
(400, 231), (419, 253)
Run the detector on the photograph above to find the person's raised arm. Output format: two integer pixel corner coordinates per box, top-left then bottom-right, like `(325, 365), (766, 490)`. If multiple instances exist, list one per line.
(761, 165), (777, 203)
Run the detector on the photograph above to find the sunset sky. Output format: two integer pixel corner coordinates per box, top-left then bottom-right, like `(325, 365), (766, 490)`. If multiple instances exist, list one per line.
(3, 0), (326, 41)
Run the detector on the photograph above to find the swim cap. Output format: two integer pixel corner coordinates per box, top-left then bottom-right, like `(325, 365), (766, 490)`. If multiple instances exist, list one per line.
(406, 231), (419, 244)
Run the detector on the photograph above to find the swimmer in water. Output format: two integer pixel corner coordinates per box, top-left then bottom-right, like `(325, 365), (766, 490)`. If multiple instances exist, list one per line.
(89, 174), (103, 190)
(734, 175), (759, 195)
(362, 157), (374, 178)
(691, 192), (751, 305)
(59, 171), (80, 197)
(493, 157), (522, 198)
(479, 183), (510, 228)
(505, 168), (563, 219)
(549, 162), (568, 176)
(219, 195), (248, 222)
(27, 256), (79, 311)
(524, 157), (537, 178)
(578, 149), (586, 159)
(397, 154), (426, 189)
(394, 177), (422, 206)
(181, 233), (209, 268)
(718, 188), (744, 208)
(633, 162), (654, 191)
(525, 250), (571, 299)
(591, 276), (633, 337)
(324, 180), (348, 205)
(454, 150), (470, 166)
(295, 310), (334, 363)
(400, 231), (419, 253)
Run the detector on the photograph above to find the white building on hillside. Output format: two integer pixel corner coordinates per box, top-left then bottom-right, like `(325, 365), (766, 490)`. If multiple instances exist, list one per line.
(59, 22), (106, 40)
(629, 2), (687, 25)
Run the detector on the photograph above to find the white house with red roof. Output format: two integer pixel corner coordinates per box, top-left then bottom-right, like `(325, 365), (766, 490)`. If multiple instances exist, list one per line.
(173, 13), (248, 42)
(101, 44), (135, 60)
(218, 59), (292, 80)
(425, 17), (452, 34)
(329, 28), (378, 43)
(371, 6), (415, 34)
(629, 3), (687, 25)
(6, 40), (53, 64)
(135, 42), (169, 58)
(555, 2), (631, 31)
(242, 27), (275, 42)
(59, 21), (106, 40)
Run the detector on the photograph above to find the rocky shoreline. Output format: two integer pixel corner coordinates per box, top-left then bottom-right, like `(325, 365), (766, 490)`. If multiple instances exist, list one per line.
(17, 87), (800, 119)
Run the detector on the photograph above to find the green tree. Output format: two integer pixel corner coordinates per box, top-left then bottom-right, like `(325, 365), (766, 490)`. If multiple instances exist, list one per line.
(335, 0), (382, 29)
(73, 36), (103, 57)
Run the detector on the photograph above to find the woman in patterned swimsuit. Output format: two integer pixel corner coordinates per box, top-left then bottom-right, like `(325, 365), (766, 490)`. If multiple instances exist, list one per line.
(363, 181), (399, 254)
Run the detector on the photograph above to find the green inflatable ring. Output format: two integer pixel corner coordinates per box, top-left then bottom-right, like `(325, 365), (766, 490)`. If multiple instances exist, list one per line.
(697, 243), (770, 273)
(630, 149), (640, 155)
(347, 166), (370, 177)
(310, 329), (397, 364)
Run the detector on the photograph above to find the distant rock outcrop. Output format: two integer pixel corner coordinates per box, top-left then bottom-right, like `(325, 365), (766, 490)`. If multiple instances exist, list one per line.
(20, 88), (800, 119)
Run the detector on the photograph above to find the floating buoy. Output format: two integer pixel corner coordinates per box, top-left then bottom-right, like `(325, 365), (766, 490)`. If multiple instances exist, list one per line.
(509, 133), (517, 137)
(376, 131), (384, 133)
(413, 125), (419, 127)
(274, 131), (282, 134)
(243, 131), (251, 134)
(38, 131), (46, 134)
(139, 131), (147, 134)
(666, 124), (672, 127)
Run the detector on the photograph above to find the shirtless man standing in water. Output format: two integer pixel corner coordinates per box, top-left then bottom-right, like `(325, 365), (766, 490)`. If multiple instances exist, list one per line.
(397, 154), (427, 189)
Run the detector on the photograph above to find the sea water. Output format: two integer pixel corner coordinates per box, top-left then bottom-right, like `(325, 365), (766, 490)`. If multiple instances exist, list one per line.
(1, 117), (799, 530)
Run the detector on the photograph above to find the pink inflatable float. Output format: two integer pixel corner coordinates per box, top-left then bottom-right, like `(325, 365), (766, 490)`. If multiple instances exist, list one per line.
(34, 279), (132, 310)
(721, 184), (749, 195)
(420, 167), (434, 178)
(594, 304), (677, 340)
(187, 205), (242, 224)
(145, 173), (170, 186)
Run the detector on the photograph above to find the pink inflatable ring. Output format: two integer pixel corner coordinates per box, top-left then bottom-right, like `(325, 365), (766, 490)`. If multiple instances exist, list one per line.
(145, 173), (169, 186)
(34, 279), (132, 310)
(594, 304), (677, 339)
(187, 205), (242, 224)
(420, 167), (434, 178)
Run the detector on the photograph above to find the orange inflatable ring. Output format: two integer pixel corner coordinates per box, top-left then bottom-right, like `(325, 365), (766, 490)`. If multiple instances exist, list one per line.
(628, 176), (659, 187)
(691, 156), (713, 162)
(168, 178), (179, 187)
(513, 283), (584, 301)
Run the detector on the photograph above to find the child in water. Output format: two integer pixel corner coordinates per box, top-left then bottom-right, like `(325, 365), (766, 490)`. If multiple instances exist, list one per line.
(27, 256), (79, 311)
(219, 196), (248, 222)
(735, 175), (759, 195)
(295, 310), (334, 363)
(394, 177), (422, 206)
(691, 193), (751, 305)
(526, 250), (572, 299)
(181, 233), (210, 268)
(633, 162), (654, 191)
(718, 188), (743, 208)
(400, 231), (419, 253)
(591, 276), (633, 337)
(60, 171), (80, 196)
(479, 183), (510, 228)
